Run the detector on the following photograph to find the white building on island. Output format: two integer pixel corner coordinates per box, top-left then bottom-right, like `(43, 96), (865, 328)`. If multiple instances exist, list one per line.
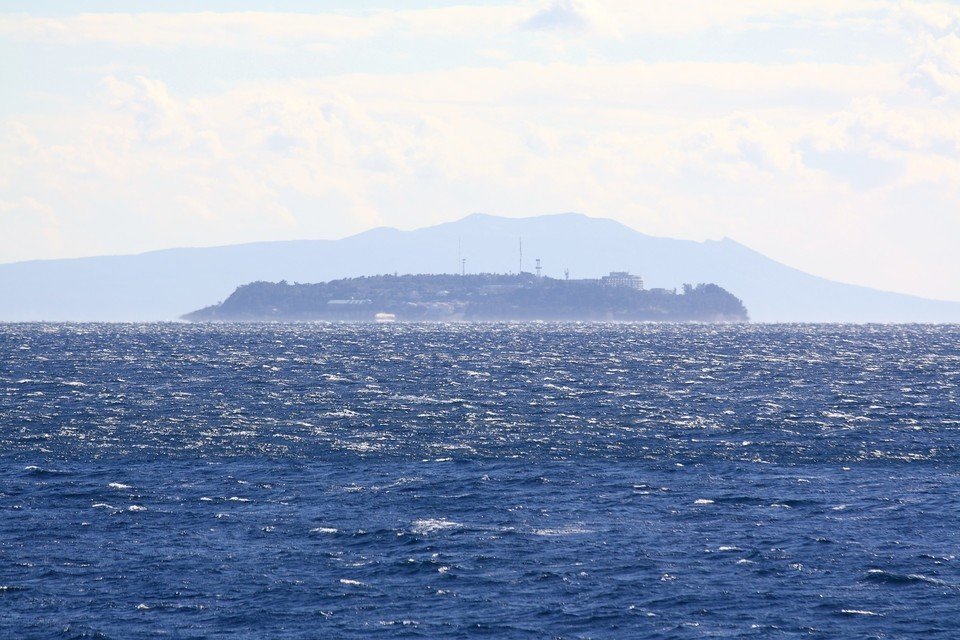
(601, 271), (644, 290)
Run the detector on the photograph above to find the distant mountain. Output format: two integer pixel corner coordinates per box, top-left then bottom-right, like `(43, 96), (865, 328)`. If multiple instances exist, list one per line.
(1, 212), (958, 322)
(183, 274), (749, 323)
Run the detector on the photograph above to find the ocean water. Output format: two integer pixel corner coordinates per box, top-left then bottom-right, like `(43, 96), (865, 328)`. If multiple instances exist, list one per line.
(1, 323), (959, 639)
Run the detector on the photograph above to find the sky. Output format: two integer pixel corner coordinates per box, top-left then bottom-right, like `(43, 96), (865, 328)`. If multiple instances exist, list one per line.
(2, 0), (959, 301)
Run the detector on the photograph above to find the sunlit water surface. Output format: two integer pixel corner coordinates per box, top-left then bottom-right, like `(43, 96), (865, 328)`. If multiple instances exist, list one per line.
(1, 323), (959, 638)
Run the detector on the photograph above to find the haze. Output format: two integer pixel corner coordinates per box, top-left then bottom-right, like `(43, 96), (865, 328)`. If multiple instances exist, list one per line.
(2, 0), (959, 302)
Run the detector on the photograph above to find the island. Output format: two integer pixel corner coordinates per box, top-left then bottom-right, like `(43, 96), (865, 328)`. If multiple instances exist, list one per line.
(182, 272), (749, 322)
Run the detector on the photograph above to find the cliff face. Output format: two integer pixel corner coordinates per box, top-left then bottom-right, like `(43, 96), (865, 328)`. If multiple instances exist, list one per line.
(183, 274), (749, 323)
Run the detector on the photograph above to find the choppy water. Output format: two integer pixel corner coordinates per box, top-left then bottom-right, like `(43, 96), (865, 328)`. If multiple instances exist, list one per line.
(1, 323), (959, 638)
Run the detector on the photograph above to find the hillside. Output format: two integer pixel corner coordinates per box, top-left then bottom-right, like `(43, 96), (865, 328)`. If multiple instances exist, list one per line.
(183, 274), (749, 323)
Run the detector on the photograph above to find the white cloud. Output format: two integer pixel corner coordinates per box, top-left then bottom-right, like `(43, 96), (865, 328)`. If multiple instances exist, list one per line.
(0, 1), (894, 50)
(520, 0), (888, 38)
(3, 58), (955, 251)
(896, 0), (960, 33)
(521, 1), (616, 37)
(0, 7), (527, 50)
(907, 32), (960, 95)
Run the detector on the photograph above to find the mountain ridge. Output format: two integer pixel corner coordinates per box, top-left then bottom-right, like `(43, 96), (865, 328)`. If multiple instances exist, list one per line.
(1, 212), (957, 322)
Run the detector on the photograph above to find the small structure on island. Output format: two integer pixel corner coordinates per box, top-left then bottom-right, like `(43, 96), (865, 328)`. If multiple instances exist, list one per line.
(601, 271), (644, 291)
(326, 298), (374, 320)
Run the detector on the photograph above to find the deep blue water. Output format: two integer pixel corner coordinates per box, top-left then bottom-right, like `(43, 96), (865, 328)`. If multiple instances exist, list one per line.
(1, 323), (959, 639)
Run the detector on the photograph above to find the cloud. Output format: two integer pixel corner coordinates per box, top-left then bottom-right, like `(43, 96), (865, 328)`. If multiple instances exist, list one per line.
(907, 32), (960, 96)
(101, 75), (185, 144)
(540, 0), (888, 37)
(897, 0), (960, 33)
(0, 1), (893, 50)
(2, 58), (953, 248)
(801, 144), (903, 188)
(521, 1), (601, 35)
(0, 7), (526, 51)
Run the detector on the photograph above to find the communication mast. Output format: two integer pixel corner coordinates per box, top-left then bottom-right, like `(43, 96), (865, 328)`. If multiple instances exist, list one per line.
(564, 268), (569, 281)
(461, 258), (466, 276)
(535, 258), (542, 278)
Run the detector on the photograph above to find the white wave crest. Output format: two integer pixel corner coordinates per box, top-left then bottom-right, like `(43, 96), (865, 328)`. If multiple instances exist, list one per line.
(411, 519), (463, 535)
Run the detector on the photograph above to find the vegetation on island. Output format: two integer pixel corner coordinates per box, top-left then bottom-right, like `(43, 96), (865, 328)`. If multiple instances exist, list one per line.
(183, 273), (749, 322)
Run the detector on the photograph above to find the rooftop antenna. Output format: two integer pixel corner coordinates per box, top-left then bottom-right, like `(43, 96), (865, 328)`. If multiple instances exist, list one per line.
(535, 258), (542, 278)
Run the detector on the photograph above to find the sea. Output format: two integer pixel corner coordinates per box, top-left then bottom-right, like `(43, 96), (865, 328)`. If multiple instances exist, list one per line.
(1, 323), (959, 639)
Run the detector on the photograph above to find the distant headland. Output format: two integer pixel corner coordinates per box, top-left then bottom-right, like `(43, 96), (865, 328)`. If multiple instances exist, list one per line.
(182, 272), (749, 323)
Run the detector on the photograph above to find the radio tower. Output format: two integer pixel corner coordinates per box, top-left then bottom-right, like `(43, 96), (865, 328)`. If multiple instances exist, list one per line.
(536, 258), (542, 278)
(461, 258), (466, 276)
